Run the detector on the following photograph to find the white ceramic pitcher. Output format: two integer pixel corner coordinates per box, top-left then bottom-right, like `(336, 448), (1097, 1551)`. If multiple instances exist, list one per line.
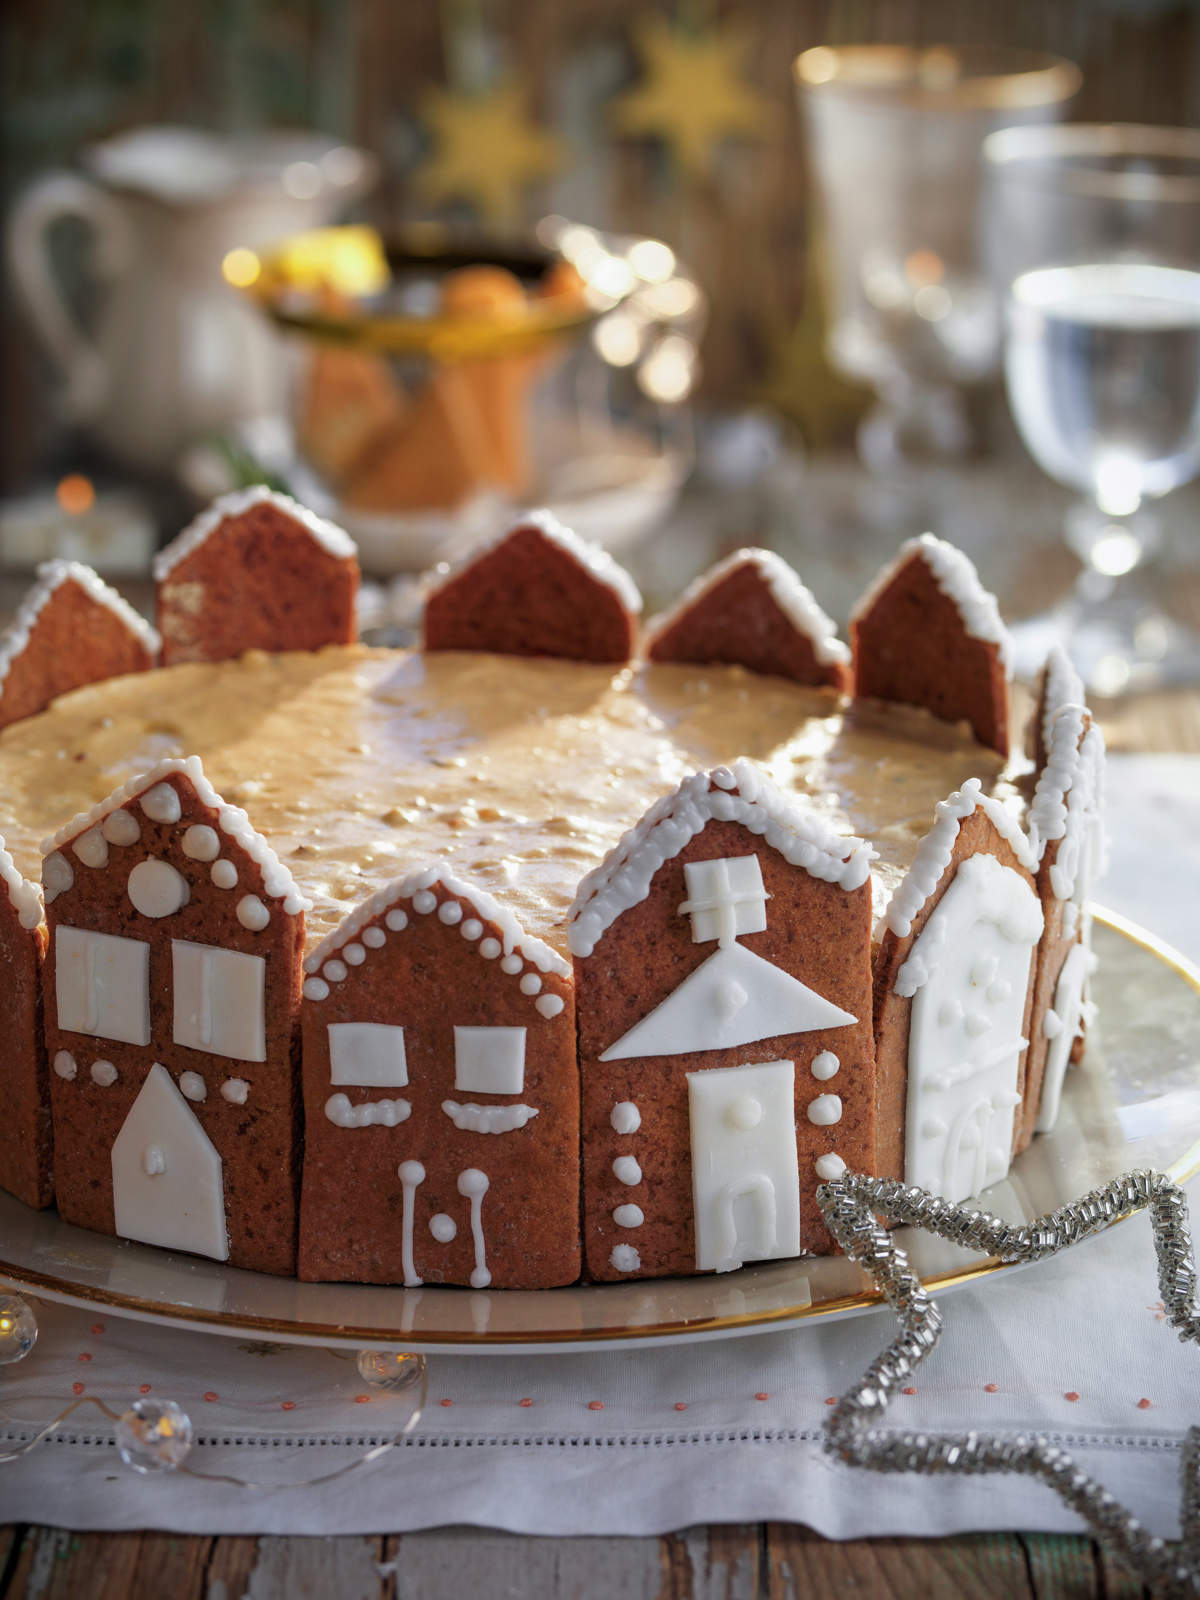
(7, 125), (377, 474)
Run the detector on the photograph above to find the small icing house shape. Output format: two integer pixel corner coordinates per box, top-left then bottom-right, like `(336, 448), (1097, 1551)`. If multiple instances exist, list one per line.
(1021, 702), (1105, 1147)
(422, 511), (642, 663)
(298, 867), (579, 1289)
(646, 548), (851, 691)
(569, 759), (876, 1280)
(0, 839), (52, 1208)
(851, 534), (1011, 755)
(154, 487), (359, 665)
(41, 756), (307, 1274)
(873, 780), (1043, 1204)
(0, 560), (158, 731)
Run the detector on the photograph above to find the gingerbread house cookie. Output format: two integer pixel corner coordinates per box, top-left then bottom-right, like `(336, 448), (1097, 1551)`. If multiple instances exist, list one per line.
(570, 760), (876, 1279)
(423, 511), (642, 663)
(154, 487), (359, 665)
(0, 560), (158, 731)
(41, 756), (308, 1274)
(1030, 645), (1085, 771)
(299, 867), (578, 1289)
(645, 548), (852, 691)
(0, 838), (51, 1208)
(872, 779), (1043, 1202)
(851, 534), (1011, 756)
(1020, 701), (1105, 1148)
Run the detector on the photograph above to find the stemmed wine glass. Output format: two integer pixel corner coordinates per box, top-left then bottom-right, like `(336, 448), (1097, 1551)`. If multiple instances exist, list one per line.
(984, 124), (1200, 694)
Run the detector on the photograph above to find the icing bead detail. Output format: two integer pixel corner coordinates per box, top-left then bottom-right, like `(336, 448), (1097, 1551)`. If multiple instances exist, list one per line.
(611, 1101), (641, 1135)
(342, 942), (366, 965)
(182, 826), (219, 862)
(457, 1168), (491, 1289)
(142, 1145), (166, 1176)
(519, 972), (542, 995)
(430, 1213), (457, 1243)
(500, 953), (523, 975)
(438, 901), (463, 925)
(613, 1156), (642, 1186)
(101, 809), (141, 847)
(613, 1203), (644, 1228)
(303, 977), (330, 1001)
(726, 1094), (763, 1131)
(815, 1153), (847, 1180)
(807, 1094), (843, 1126)
(73, 827), (108, 869)
(811, 1051), (840, 1080)
(140, 783), (182, 824)
(128, 859), (190, 918)
(43, 852), (73, 901)
(362, 926), (386, 948)
(53, 1051), (77, 1080)
(479, 938), (501, 959)
(210, 859), (238, 889)
(412, 890), (437, 914)
(461, 919), (483, 940)
(324, 1094), (411, 1128)
(385, 909), (408, 932)
(236, 895), (270, 931)
(179, 1071), (207, 1102)
(610, 1244), (641, 1272)
(323, 959), (348, 982)
(536, 993), (565, 1018)
(221, 1078), (249, 1105)
(441, 1101), (539, 1134)
(90, 1060), (117, 1087)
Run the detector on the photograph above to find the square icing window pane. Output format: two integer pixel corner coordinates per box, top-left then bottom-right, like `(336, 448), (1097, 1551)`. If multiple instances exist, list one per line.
(681, 855), (769, 944)
(172, 940), (265, 1063)
(328, 1022), (408, 1087)
(454, 1026), (526, 1095)
(56, 926), (150, 1046)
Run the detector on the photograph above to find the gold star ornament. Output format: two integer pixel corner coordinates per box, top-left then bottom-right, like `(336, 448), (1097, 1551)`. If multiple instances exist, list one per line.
(417, 80), (566, 227)
(613, 19), (770, 180)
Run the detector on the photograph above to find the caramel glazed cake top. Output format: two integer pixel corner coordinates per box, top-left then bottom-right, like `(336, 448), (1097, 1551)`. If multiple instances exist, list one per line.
(0, 645), (1025, 955)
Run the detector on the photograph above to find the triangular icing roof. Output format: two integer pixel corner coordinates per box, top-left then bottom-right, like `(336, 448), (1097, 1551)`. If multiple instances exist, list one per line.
(41, 754), (309, 916)
(883, 777), (1037, 942)
(599, 941), (857, 1060)
(425, 508), (643, 617)
(851, 534), (1011, 677)
(0, 560), (159, 694)
(568, 758), (874, 959)
(153, 486), (357, 582)
(0, 835), (43, 930)
(1027, 705), (1106, 894)
(644, 547), (850, 667)
(302, 864), (570, 1018)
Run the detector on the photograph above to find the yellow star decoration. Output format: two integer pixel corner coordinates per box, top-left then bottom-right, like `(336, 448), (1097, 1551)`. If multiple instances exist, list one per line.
(613, 20), (770, 180)
(417, 80), (566, 227)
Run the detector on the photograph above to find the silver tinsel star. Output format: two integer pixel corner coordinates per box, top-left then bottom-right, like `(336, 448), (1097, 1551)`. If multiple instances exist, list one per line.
(817, 1170), (1199, 1597)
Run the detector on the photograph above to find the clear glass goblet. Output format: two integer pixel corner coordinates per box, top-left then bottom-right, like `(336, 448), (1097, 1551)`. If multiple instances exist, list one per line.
(985, 124), (1200, 693)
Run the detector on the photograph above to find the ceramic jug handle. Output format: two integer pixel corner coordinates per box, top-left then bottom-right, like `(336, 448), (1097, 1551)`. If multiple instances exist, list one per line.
(6, 171), (133, 423)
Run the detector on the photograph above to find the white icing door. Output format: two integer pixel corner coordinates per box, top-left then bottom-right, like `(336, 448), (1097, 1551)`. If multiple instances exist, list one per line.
(687, 1059), (801, 1273)
(904, 854), (1043, 1205)
(111, 1063), (228, 1261)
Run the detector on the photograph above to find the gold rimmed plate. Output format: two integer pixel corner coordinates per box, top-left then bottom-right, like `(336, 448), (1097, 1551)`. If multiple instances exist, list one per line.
(0, 911), (1196, 1354)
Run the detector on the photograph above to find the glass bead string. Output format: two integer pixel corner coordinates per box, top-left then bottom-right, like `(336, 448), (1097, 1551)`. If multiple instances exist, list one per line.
(817, 1168), (1200, 1598)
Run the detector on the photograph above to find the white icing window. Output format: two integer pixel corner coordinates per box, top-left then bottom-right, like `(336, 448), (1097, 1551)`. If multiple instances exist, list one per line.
(55, 926), (151, 1046)
(328, 1022), (408, 1087)
(453, 1026), (526, 1095)
(678, 855), (769, 946)
(172, 940), (266, 1063)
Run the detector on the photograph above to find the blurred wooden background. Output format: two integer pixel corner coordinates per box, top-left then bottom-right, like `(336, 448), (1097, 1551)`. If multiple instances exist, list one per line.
(3, 0), (1199, 492)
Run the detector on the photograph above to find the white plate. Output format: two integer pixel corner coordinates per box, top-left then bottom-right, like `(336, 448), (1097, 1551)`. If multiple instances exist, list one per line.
(0, 911), (1196, 1353)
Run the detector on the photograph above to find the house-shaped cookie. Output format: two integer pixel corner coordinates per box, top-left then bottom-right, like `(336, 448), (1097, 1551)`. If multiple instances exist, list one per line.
(873, 780), (1043, 1204)
(1029, 645), (1084, 772)
(0, 560), (158, 731)
(41, 756), (308, 1274)
(422, 511), (642, 663)
(0, 839), (51, 1208)
(155, 487), (359, 665)
(851, 535), (1011, 755)
(1019, 699), (1105, 1149)
(298, 867), (578, 1289)
(646, 548), (851, 690)
(569, 759), (876, 1280)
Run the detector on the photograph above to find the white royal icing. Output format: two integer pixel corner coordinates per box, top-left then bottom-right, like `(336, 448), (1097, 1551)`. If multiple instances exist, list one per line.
(613, 1203), (644, 1228)
(328, 1022), (408, 1087)
(569, 760), (873, 959)
(324, 1093), (412, 1128)
(0, 835), (43, 930)
(211, 859), (238, 889)
(236, 894), (270, 931)
(0, 559), (158, 698)
(221, 1077), (249, 1105)
(1039, 646), (1085, 755)
(53, 1050), (77, 1080)
(73, 827), (108, 869)
(457, 1168), (492, 1288)
(453, 1025), (526, 1094)
(153, 486), (356, 582)
(610, 1243), (641, 1273)
(127, 858), (190, 918)
(90, 1059), (117, 1087)
(645, 547), (850, 667)
(686, 1059), (801, 1273)
(806, 1094), (842, 1126)
(810, 1051), (840, 1080)
(613, 1156), (643, 1186)
(814, 1152), (846, 1181)
(182, 825), (219, 862)
(611, 1101), (641, 1135)
(111, 1064), (228, 1261)
(178, 1070), (206, 1102)
(56, 926), (150, 1045)
(102, 809), (141, 848)
(851, 533), (1012, 676)
(441, 1101), (539, 1134)
(397, 1159), (425, 1287)
(429, 1213), (457, 1243)
(42, 851), (73, 903)
(172, 940), (266, 1063)
(1036, 941), (1091, 1134)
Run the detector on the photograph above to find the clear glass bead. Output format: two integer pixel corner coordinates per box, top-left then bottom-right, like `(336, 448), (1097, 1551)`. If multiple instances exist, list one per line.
(355, 1349), (426, 1394)
(116, 1398), (193, 1473)
(0, 1295), (37, 1364)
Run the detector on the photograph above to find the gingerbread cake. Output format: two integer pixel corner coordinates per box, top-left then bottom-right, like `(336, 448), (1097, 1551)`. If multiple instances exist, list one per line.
(0, 491), (1104, 1290)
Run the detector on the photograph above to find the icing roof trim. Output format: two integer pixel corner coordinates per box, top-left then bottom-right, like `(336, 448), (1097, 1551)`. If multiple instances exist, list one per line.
(0, 560), (159, 692)
(153, 486), (357, 582)
(567, 757), (875, 959)
(852, 533), (1012, 677)
(645, 547), (850, 667)
(0, 835), (44, 930)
